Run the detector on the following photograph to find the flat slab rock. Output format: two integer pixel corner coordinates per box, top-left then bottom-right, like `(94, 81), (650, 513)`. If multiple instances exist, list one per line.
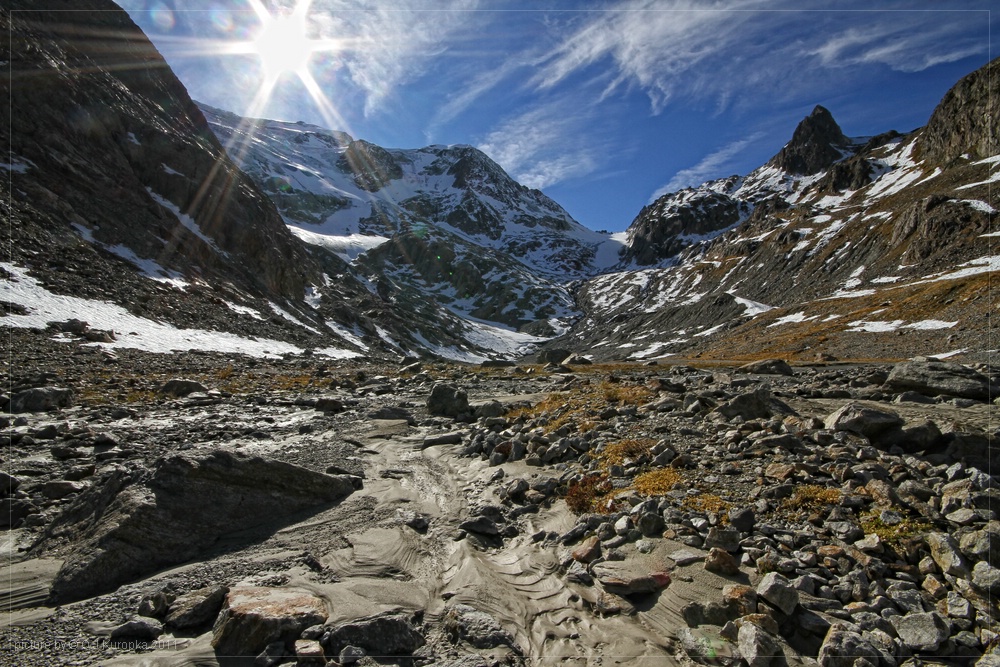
(33, 450), (360, 602)
(884, 360), (996, 400)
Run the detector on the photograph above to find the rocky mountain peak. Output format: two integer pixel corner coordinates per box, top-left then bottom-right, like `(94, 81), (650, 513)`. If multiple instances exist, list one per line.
(769, 104), (850, 175)
(919, 56), (999, 165)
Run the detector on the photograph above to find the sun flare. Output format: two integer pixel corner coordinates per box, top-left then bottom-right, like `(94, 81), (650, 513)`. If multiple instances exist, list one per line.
(254, 12), (312, 80)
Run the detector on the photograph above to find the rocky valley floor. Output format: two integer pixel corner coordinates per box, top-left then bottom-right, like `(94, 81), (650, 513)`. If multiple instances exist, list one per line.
(2, 331), (998, 667)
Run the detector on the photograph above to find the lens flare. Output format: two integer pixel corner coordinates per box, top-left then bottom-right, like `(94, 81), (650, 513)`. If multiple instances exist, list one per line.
(254, 12), (312, 80)
(209, 8), (235, 34)
(149, 3), (175, 31)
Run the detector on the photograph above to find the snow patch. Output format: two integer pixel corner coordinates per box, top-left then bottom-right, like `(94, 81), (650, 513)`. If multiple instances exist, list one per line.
(0, 263), (359, 359)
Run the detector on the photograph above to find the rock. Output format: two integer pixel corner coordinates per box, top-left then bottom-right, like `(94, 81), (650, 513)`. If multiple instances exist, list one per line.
(0, 498), (38, 527)
(0, 472), (21, 495)
(739, 359), (794, 376)
(565, 355), (592, 365)
(738, 622), (781, 667)
(711, 387), (774, 420)
(339, 645), (367, 665)
(165, 585), (229, 630)
(110, 615), (163, 641)
(459, 516), (499, 536)
(591, 561), (671, 596)
(671, 548), (708, 566)
(817, 626), (881, 667)
(443, 604), (516, 649)
(9, 386), (74, 413)
(571, 536), (602, 563)
(890, 611), (950, 651)
(294, 639), (326, 664)
(538, 349), (571, 364)
(728, 507), (755, 533)
(722, 584), (758, 616)
(480, 359), (515, 368)
(212, 587), (327, 658)
(427, 383), (470, 418)
(158, 379), (208, 397)
(756, 572), (799, 615)
(325, 611), (425, 656)
(368, 405), (414, 421)
(704, 527), (741, 553)
(315, 396), (344, 413)
(42, 479), (87, 499)
(884, 359), (996, 400)
(925, 532), (968, 577)
(824, 403), (904, 440)
(678, 627), (742, 666)
(37, 450), (359, 602)
(424, 432), (463, 447)
(636, 511), (665, 537)
(254, 641), (288, 667)
(972, 560), (1000, 595)
(960, 522), (1000, 566)
(704, 547), (741, 576)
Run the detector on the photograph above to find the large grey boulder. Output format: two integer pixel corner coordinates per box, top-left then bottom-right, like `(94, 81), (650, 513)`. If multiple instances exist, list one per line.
(9, 387), (74, 413)
(34, 450), (359, 602)
(884, 360), (996, 400)
(817, 626), (881, 667)
(324, 611), (425, 657)
(427, 383), (470, 418)
(824, 403), (904, 440)
(212, 587), (327, 657)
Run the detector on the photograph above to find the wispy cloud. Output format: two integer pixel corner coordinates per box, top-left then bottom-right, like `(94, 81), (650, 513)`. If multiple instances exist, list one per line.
(651, 132), (764, 200)
(477, 103), (604, 190)
(529, 1), (990, 114)
(807, 16), (988, 73)
(309, 0), (481, 116)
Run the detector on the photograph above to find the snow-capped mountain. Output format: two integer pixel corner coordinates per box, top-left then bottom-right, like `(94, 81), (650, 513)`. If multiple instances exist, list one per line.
(199, 105), (623, 333)
(551, 59), (998, 363)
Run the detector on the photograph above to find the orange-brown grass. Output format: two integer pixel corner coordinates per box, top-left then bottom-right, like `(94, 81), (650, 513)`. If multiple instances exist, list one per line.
(600, 380), (655, 405)
(596, 438), (657, 467)
(633, 468), (682, 497)
(682, 493), (731, 517)
(564, 474), (616, 514)
(783, 484), (841, 511)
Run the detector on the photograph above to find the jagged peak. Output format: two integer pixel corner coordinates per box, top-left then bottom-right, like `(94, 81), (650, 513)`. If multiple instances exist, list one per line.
(768, 104), (850, 176)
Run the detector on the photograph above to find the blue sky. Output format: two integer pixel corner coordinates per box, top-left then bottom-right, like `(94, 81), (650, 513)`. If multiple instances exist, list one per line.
(116, 1), (995, 232)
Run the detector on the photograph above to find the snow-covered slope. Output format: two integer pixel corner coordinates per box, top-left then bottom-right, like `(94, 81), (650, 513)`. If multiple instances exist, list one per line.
(552, 61), (999, 363)
(200, 104), (624, 333)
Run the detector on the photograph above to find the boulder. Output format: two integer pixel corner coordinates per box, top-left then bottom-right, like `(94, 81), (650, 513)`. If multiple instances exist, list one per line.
(817, 626), (881, 667)
(324, 611), (425, 656)
(926, 532), (968, 577)
(884, 360), (996, 400)
(427, 384), (470, 418)
(704, 547), (741, 576)
(890, 611), (950, 651)
(165, 585), (229, 630)
(35, 450), (359, 602)
(9, 387), (74, 413)
(592, 561), (671, 596)
(738, 359), (794, 376)
(110, 615), (163, 641)
(158, 379), (208, 397)
(823, 403), (904, 440)
(443, 604), (516, 650)
(738, 623), (781, 667)
(538, 349), (571, 364)
(756, 572), (799, 615)
(212, 587), (327, 657)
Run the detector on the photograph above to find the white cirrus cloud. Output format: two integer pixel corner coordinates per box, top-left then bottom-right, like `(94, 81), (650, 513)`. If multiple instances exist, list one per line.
(651, 132), (764, 200)
(529, 1), (990, 114)
(477, 104), (605, 190)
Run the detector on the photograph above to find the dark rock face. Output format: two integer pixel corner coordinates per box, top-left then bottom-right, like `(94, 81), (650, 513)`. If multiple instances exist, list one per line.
(340, 140), (403, 192)
(4, 2), (316, 301)
(623, 182), (744, 266)
(34, 450), (358, 602)
(9, 387), (74, 413)
(324, 612), (426, 657)
(919, 56), (999, 164)
(769, 105), (850, 176)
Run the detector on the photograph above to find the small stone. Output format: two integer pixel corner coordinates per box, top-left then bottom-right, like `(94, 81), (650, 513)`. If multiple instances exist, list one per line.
(636, 511), (665, 537)
(110, 616), (163, 641)
(972, 560), (1000, 595)
(926, 532), (968, 577)
(722, 584), (757, 616)
(704, 527), (741, 553)
(817, 626), (881, 667)
(571, 536), (602, 563)
(158, 379), (207, 397)
(729, 507), (756, 533)
(756, 572), (799, 615)
(738, 622), (781, 667)
(704, 547), (741, 576)
(294, 639), (325, 664)
(339, 645), (366, 665)
(890, 611), (950, 651)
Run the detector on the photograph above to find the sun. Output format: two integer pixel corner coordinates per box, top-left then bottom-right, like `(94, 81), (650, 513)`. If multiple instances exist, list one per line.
(253, 11), (313, 80)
